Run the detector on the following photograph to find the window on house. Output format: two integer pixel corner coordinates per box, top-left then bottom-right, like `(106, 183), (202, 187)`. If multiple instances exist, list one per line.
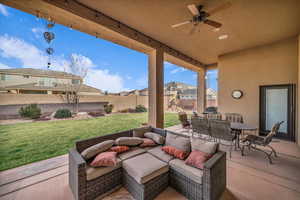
(39, 81), (45, 86)
(72, 79), (80, 84)
(0, 74), (5, 81)
(23, 75), (30, 78)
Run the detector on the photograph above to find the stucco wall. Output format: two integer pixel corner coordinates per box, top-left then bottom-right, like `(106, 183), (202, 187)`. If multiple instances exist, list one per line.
(218, 37), (298, 137)
(0, 94), (171, 113)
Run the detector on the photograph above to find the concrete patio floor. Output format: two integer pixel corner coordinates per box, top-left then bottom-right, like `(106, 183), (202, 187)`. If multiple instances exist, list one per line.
(1, 125), (300, 200)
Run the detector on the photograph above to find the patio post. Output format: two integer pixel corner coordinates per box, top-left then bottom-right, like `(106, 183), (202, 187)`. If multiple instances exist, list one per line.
(197, 69), (206, 114)
(148, 48), (164, 128)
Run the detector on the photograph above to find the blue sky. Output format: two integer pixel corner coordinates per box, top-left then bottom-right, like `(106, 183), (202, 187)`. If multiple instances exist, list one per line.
(0, 4), (217, 92)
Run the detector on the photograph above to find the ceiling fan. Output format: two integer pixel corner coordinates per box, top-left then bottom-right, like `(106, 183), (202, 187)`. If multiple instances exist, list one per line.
(171, 2), (231, 34)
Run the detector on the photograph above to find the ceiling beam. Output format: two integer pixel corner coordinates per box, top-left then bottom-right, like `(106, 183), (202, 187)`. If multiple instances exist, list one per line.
(44, 0), (205, 68)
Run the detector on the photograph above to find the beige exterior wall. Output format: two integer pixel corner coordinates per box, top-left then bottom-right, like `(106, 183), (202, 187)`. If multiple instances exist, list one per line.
(0, 74), (74, 87)
(0, 94), (171, 113)
(218, 37), (298, 139)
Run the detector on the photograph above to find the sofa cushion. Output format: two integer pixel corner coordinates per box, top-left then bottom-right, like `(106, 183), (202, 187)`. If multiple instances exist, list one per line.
(190, 137), (218, 154)
(185, 150), (213, 170)
(123, 153), (169, 184)
(139, 138), (157, 147)
(115, 137), (144, 146)
(165, 133), (190, 153)
(86, 158), (122, 181)
(81, 140), (114, 160)
(169, 159), (203, 184)
(144, 132), (165, 144)
(117, 147), (146, 161)
(133, 126), (151, 138)
(147, 146), (174, 163)
(90, 151), (118, 167)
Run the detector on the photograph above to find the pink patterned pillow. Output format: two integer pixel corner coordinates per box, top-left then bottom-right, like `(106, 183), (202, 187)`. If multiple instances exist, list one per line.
(90, 151), (117, 167)
(162, 146), (188, 160)
(185, 150), (213, 169)
(140, 138), (157, 147)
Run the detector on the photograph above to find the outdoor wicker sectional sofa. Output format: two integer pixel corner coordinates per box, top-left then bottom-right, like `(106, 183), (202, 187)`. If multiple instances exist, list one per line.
(69, 127), (226, 200)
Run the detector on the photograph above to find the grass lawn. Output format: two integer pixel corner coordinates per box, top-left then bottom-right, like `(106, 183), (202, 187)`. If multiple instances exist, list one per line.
(0, 112), (179, 171)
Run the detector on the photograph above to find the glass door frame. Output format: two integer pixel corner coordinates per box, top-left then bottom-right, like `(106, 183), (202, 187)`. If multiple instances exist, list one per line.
(259, 84), (295, 141)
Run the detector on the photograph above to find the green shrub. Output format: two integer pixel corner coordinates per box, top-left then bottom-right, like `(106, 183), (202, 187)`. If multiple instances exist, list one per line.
(104, 104), (114, 114)
(135, 105), (147, 112)
(19, 104), (41, 119)
(54, 108), (72, 119)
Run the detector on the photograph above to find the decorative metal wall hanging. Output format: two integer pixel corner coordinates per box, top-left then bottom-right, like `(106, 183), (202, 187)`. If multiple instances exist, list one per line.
(43, 18), (55, 69)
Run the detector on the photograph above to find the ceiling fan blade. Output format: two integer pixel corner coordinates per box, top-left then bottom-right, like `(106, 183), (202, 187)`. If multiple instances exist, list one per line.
(207, 2), (232, 16)
(171, 20), (192, 28)
(204, 19), (222, 28)
(187, 4), (199, 16)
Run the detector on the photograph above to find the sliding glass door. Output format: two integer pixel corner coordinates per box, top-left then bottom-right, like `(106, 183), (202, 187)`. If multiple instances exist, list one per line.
(259, 84), (295, 141)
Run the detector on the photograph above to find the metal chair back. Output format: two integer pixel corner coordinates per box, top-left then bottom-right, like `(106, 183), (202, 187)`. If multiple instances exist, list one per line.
(225, 113), (244, 123)
(264, 121), (284, 144)
(191, 117), (210, 136)
(204, 113), (222, 120)
(210, 120), (234, 141)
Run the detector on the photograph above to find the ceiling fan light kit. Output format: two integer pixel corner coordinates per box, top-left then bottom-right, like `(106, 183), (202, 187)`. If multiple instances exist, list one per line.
(218, 34), (228, 40)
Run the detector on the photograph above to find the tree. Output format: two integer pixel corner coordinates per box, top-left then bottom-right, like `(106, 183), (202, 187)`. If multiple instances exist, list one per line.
(61, 54), (88, 113)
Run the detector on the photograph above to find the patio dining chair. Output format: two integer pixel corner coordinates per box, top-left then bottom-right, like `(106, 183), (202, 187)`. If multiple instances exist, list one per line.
(210, 120), (236, 158)
(178, 111), (191, 133)
(241, 121), (284, 164)
(225, 113), (243, 123)
(191, 116), (211, 139)
(204, 112), (222, 120)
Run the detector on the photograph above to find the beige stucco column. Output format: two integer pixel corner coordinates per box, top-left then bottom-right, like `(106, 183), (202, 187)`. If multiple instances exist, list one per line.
(197, 68), (206, 114)
(148, 48), (164, 128)
(295, 34), (300, 146)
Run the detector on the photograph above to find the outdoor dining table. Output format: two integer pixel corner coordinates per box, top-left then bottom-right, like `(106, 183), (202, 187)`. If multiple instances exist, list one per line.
(230, 122), (258, 148)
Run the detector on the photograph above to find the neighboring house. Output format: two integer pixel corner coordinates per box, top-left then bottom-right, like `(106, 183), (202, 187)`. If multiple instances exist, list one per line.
(179, 88), (197, 99)
(0, 68), (103, 95)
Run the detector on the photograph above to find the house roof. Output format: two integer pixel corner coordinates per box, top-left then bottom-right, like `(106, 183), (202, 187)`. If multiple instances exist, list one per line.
(1, 82), (101, 93)
(0, 68), (82, 79)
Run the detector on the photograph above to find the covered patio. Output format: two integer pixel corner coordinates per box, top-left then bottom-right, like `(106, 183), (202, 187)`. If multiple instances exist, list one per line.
(1, 125), (300, 200)
(0, 0), (300, 200)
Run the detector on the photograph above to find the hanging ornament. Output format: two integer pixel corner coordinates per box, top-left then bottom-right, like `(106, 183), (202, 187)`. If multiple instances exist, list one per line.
(47, 22), (55, 29)
(43, 32), (55, 44)
(46, 47), (54, 55)
(42, 17), (56, 69)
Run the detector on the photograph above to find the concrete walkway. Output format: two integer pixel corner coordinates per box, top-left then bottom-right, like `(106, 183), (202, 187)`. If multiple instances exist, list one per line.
(1, 125), (300, 200)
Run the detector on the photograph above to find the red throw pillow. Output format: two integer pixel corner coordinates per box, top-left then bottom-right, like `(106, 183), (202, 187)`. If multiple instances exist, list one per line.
(161, 146), (188, 160)
(90, 151), (117, 167)
(185, 150), (213, 169)
(110, 146), (130, 153)
(140, 138), (157, 147)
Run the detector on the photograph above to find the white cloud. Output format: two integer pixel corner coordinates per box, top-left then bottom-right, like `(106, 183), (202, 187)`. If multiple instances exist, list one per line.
(0, 62), (11, 69)
(0, 34), (48, 68)
(126, 75), (132, 80)
(164, 62), (174, 68)
(31, 27), (46, 39)
(170, 67), (186, 74)
(136, 76), (148, 88)
(85, 69), (125, 93)
(0, 4), (9, 16)
(0, 34), (127, 92)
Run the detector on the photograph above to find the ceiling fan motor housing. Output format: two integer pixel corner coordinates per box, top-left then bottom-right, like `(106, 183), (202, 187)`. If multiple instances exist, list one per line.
(193, 11), (208, 22)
